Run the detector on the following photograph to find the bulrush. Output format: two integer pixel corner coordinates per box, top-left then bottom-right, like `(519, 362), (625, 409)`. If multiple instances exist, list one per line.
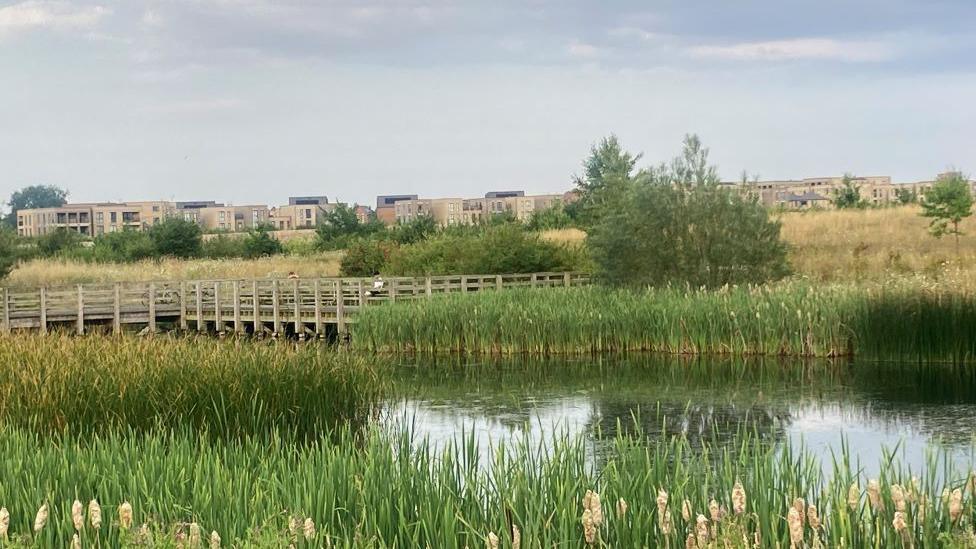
(682, 499), (693, 522)
(848, 482), (860, 511)
(656, 489), (668, 516)
(71, 533), (81, 549)
(288, 516), (299, 537)
(210, 530), (221, 548)
(732, 482), (747, 515)
(587, 491), (604, 527)
(792, 498), (805, 516)
(891, 484), (907, 512)
(867, 479), (882, 512)
(34, 503), (48, 533)
(948, 489), (963, 522)
(616, 498), (628, 519)
(708, 499), (720, 523)
(685, 533), (696, 549)
(88, 499), (102, 530)
(892, 511), (907, 533)
(72, 500), (84, 532)
(486, 531), (499, 549)
(695, 514), (709, 548)
(0, 507), (8, 539)
(512, 525), (521, 549)
(303, 518), (315, 539)
(581, 510), (596, 545)
(787, 507), (803, 548)
(189, 522), (202, 547)
(807, 505), (821, 530)
(118, 502), (133, 530)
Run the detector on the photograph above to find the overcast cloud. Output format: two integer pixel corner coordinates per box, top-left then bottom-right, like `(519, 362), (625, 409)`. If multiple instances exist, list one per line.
(1, 0), (974, 207)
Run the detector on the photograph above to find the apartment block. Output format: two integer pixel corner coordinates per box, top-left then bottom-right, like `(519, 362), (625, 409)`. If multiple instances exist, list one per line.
(16, 201), (177, 237)
(376, 195), (419, 225)
(391, 191), (569, 226)
(197, 205), (270, 232)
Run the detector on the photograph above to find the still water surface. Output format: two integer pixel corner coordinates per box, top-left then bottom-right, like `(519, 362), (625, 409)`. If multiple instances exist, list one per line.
(383, 356), (976, 476)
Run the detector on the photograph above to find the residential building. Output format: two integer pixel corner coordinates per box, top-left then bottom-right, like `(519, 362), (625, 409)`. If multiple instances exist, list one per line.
(197, 205), (270, 232)
(376, 194), (419, 225)
(16, 201), (177, 237)
(391, 191), (570, 226)
(271, 197), (334, 230)
(16, 204), (95, 237)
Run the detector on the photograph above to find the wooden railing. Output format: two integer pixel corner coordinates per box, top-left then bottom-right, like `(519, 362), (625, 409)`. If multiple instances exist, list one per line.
(0, 272), (590, 337)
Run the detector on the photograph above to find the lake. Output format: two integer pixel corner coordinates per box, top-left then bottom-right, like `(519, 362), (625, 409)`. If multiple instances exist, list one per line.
(384, 355), (976, 477)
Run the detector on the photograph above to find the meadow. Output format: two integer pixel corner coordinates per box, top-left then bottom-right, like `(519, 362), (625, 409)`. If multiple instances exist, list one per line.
(352, 284), (976, 362)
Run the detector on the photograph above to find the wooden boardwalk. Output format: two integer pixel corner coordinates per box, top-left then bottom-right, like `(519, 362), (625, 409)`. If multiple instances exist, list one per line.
(0, 272), (589, 338)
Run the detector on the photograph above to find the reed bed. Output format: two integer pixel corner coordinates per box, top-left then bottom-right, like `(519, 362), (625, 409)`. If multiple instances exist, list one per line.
(0, 426), (972, 547)
(0, 335), (382, 438)
(353, 284), (976, 363)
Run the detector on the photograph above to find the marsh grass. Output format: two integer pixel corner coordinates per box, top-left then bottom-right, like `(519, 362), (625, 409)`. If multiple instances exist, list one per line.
(0, 425), (972, 547)
(353, 285), (976, 363)
(0, 335), (382, 438)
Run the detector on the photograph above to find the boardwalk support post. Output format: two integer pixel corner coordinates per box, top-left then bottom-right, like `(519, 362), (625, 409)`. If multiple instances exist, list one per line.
(2, 288), (10, 334)
(196, 282), (204, 333)
(272, 280), (281, 337)
(76, 285), (85, 335)
(233, 281), (242, 334)
(179, 281), (188, 331)
(39, 287), (47, 335)
(113, 283), (121, 335)
(148, 283), (156, 334)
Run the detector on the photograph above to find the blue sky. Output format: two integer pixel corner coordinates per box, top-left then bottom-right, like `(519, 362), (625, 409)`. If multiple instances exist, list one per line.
(1, 0), (974, 208)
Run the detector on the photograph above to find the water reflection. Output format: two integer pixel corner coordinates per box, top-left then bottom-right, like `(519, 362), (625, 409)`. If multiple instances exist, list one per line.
(382, 355), (976, 474)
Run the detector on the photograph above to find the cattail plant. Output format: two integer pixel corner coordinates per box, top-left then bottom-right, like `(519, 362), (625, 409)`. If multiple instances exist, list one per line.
(511, 524), (521, 549)
(88, 499), (102, 530)
(72, 500), (84, 532)
(0, 507), (9, 539)
(210, 530), (221, 548)
(189, 522), (202, 547)
(787, 507), (803, 548)
(486, 531), (499, 549)
(616, 498), (628, 519)
(303, 518), (316, 539)
(118, 501), (133, 530)
(34, 504), (48, 533)
(732, 482), (747, 515)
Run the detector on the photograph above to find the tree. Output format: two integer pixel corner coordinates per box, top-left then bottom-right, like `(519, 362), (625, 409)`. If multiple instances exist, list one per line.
(920, 172), (973, 255)
(391, 215), (438, 245)
(572, 135), (643, 227)
(832, 174), (865, 209)
(315, 204), (383, 250)
(36, 228), (85, 258)
(149, 218), (202, 258)
(242, 225), (284, 258)
(586, 135), (791, 288)
(4, 185), (69, 227)
(894, 187), (917, 205)
(92, 230), (155, 262)
(527, 204), (574, 231)
(0, 229), (18, 280)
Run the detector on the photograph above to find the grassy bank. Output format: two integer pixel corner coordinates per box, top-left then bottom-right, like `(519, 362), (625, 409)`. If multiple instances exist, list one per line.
(353, 285), (976, 362)
(2, 252), (342, 288)
(0, 426), (972, 547)
(0, 335), (381, 438)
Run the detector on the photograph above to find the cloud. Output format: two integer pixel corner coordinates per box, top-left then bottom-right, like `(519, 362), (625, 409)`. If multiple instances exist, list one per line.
(567, 40), (600, 60)
(147, 97), (246, 115)
(689, 38), (893, 63)
(0, 1), (108, 33)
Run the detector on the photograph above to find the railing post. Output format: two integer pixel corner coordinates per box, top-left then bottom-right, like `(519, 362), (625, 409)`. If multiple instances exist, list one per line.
(2, 287), (10, 334)
(196, 282), (204, 332)
(314, 279), (323, 337)
(564, 272), (571, 288)
(389, 278), (398, 303)
(293, 279), (301, 336)
(252, 281), (261, 334)
(272, 280), (281, 336)
(460, 275), (468, 293)
(179, 281), (188, 331)
(530, 273), (538, 287)
(357, 280), (366, 309)
(233, 281), (242, 334)
(425, 277), (432, 297)
(39, 287), (47, 335)
(496, 274), (503, 290)
(76, 284), (85, 335)
(113, 283), (121, 335)
(213, 281), (222, 334)
(335, 279), (346, 335)
(148, 282), (156, 334)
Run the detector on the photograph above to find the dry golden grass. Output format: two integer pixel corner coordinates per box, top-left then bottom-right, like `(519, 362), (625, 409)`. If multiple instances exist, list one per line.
(5, 252), (343, 288)
(777, 206), (976, 283)
(540, 228), (586, 245)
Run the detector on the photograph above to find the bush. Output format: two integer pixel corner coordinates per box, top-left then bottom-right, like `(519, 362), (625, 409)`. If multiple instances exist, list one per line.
(584, 135), (790, 288)
(383, 224), (585, 276)
(35, 228), (86, 258)
(91, 230), (155, 263)
(243, 226), (284, 258)
(527, 204), (574, 231)
(315, 204), (384, 250)
(390, 215), (438, 245)
(340, 238), (399, 276)
(0, 229), (17, 279)
(149, 218), (202, 258)
(202, 234), (247, 259)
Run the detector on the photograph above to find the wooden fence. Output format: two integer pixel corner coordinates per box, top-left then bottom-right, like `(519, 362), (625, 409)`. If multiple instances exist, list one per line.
(0, 272), (590, 338)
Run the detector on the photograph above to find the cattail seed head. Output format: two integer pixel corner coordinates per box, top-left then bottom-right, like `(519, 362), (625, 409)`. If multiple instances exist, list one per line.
(72, 500), (84, 531)
(210, 530), (221, 548)
(589, 491), (603, 527)
(657, 489), (669, 516)
(118, 502), (133, 530)
(303, 518), (315, 539)
(867, 479), (882, 512)
(659, 510), (673, 536)
(787, 507), (803, 546)
(807, 505), (821, 530)
(708, 499), (720, 523)
(792, 498), (805, 516)
(682, 499), (692, 522)
(512, 525), (521, 549)
(88, 500), (102, 530)
(616, 498), (628, 519)
(685, 533), (696, 549)
(891, 484), (906, 512)
(189, 522), (202, 547)
(732, 482), (747, 515)
(967, 471), (976, 498)
(0, 507), (8, 538)
(695, 515), (709, 547)
(288, 516), (299, 537)
(581, 509), (596, 545)
(847, 482), (860, 511)
(71, 533), (82, 549)
(34, 503), (49, 533)
(892, 511), (907, 533)
(949, 488), (963, 522)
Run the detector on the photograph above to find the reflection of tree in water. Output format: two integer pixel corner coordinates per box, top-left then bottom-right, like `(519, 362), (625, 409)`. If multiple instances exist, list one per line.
(587, 398), (791, 451)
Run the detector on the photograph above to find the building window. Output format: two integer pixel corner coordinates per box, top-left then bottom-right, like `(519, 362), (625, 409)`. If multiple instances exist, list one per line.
(152, 205), (160, 212)
(110, 212), (118, 223)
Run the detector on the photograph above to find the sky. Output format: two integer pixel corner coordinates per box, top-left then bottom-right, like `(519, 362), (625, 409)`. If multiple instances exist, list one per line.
(1, 0), (974, 209)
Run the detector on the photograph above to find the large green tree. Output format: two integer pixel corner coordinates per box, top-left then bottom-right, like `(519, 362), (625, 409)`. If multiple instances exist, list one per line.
(832, 174), (865, 209)
(920, 172), (973, 255)
(315, 204), (383, 250)
(572, 135), (644, 227)
(0, 229), (17, 280)
(586, 135), (791, 288)
(149, 218), (203, 258)
(4, 185), (69, 227)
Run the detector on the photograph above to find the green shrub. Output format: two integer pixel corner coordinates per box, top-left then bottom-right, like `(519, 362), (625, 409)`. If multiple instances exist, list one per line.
(149, 218), (202, 258)
(315, 203), (384, 250)
(0, 228), (17, 279)
(202, 233), (247, 258)
(242, 225), (284, 258)
(91, 230), (155, 262)
(35, 227), (85, 258)
(340, 238), (399, 276)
